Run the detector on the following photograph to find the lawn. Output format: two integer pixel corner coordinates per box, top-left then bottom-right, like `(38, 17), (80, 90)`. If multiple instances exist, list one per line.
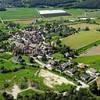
(62, 31), (100, 49)
(52, 52), (66, 61)
(0, 8), (40, 20)
(54, 84), (75, 92)
(0, 94), (4, 100)
(73, 55), (100, 71)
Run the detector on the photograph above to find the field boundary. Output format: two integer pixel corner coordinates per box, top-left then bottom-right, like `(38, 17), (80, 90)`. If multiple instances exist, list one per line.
(77, 40), (100, 53)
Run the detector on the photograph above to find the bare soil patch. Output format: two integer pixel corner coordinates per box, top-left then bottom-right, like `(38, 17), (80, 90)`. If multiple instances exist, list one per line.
(39, 69), (75, 88)
(81, 45), (100, 56)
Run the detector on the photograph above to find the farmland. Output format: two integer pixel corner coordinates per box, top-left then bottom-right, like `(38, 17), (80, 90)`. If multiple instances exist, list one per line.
(0, 8), (40, 20)
(62, 31), (100, 49)
(73, 55), (100, 71)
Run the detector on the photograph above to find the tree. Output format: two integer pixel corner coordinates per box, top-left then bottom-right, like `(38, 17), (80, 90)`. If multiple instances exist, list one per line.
(90, 81), (100, 96)
(0, 7), (6, 11)
(85, 26), (90, 31)
(29, 57), (34, 63)
(42, 54), (47, 61)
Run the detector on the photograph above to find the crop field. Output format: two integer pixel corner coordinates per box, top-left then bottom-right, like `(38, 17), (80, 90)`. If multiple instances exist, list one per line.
(62, 31), (100, 49)
(70, 23), (100, 31)
(73, 55), (100, 70)
(0, 8), (40, 20)
(86, 9), (100, 18)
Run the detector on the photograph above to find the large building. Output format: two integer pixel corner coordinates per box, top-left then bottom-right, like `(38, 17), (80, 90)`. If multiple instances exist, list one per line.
(39, 10), (70, 17)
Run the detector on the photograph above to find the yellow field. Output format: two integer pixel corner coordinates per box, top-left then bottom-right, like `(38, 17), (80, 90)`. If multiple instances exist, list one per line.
(70, 23), (100, 30)
(62, 31), (100, 49)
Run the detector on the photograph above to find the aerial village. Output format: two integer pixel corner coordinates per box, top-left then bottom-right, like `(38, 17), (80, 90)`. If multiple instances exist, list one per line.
(0, 8), (100, 99)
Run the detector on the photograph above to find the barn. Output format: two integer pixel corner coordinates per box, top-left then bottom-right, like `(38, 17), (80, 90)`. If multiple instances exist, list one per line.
(39, 10), (70, 17)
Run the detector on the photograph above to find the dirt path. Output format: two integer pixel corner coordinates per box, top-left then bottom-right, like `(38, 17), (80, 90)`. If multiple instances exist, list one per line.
(6, 84), (44, 99)
(81, 45), (100, 56)
(6, 84), (21, 99)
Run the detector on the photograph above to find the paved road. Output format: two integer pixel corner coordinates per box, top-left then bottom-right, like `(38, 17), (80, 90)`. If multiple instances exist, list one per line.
(76, 79), (89, 91)
(88, 77), (98, 85)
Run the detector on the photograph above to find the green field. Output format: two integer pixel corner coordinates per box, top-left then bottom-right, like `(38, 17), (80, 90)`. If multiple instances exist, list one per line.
(74, 55), (100, 70)
(55, 84), (75, 92)
(0, 52), (75, 93)
(0, 8), (40, 20)
(0, 8), (100, 21)
(62, 31), (100, 49)
(0, 8), (88, 20)
(67, 9), (100, 18)
(0, 52), (25, 70)
(18, 89), (44, 98)
(0, 68), (49, 91)
(66, 9), (86, 17)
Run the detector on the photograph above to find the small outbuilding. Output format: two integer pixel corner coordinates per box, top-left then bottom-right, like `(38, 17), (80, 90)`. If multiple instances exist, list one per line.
(81, 74), (90, 81)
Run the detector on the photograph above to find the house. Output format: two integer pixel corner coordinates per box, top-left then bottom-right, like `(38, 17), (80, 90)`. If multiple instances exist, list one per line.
(46, 64), (53, 70)
(80, 73), (90, 81)
(12, 55), (25, 64)
(86, 68), (97, 77)
(64, 52), (70, 58)
(60, 62), (71, 71)
(47, 60), (59, 66)
(77, 63), (88, 69)
(66, 68), (77, 76)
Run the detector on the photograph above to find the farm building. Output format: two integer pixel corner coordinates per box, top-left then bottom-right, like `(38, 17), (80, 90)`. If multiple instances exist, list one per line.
(39, 10), (70, 17)
(78, 17), (95, 21)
